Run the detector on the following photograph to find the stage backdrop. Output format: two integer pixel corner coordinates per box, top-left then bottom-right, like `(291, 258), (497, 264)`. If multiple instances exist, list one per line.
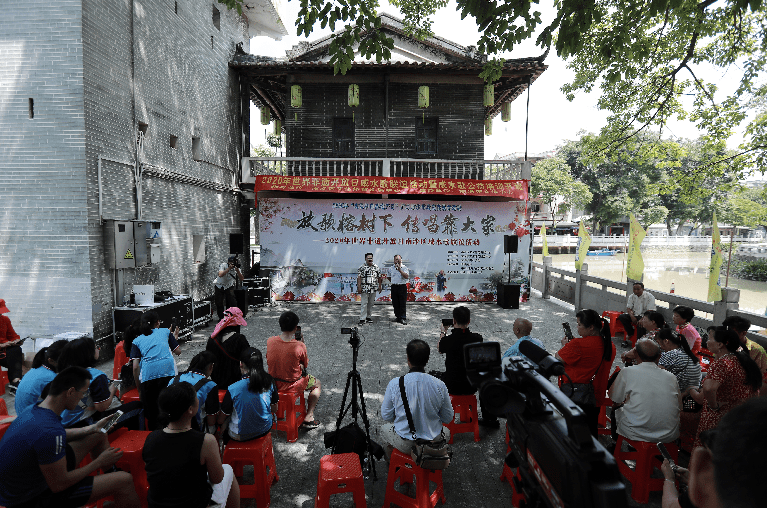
(259, 198), (531, 302)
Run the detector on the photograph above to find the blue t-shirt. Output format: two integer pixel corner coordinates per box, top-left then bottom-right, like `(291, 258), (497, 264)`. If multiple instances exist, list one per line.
(503, 336), (545, 363)
(130, 328), (179, 382)
(167, 372), (219, 429)
(0, 405), (67, 506)
(60, 367), (111, 427)
(222, 377), (277, 440)
(14, 365), (57, 416)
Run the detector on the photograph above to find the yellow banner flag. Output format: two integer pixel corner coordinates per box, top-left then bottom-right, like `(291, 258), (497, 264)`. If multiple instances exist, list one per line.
(575, 221), (591, 271)
(542, 224), (549, 257)
(708, 211), (724, 302)
(626, 213), (646, 281)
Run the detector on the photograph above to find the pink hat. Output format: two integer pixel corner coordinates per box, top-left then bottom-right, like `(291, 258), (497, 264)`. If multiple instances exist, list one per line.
(0, 299), (9, 314)
(211, 307), (247, 339)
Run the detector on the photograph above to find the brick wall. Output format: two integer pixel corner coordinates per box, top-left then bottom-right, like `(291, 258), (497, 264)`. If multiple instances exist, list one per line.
(0, 0), (93, 337)
(1, 0), (252, 343)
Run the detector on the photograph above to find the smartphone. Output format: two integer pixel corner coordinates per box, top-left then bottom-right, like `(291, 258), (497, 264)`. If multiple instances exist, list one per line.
(442, 318), (453, 328)
(657, 442), (675, 465)
(295, 326), (302, 341)
(171, 317), (178, 332)
(562, 322), (574, 341)
(99, 410), (124, 434)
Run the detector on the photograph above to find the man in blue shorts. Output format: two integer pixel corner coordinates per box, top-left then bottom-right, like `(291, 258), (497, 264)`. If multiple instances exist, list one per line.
(0, 366), (140, 508)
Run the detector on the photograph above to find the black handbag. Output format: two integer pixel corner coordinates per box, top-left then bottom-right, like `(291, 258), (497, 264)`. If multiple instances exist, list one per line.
(399, 376), (452, 470)
(560, 382), (596, 405)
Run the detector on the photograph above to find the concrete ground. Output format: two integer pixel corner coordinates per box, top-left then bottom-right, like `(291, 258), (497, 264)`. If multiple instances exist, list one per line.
(2, 294), (676, 507)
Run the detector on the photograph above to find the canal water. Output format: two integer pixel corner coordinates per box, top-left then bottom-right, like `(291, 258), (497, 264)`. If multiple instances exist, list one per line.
(537, 251), (767, 316)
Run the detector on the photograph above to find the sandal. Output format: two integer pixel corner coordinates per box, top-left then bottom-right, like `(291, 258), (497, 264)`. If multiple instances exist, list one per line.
(301, 419), (320, 429)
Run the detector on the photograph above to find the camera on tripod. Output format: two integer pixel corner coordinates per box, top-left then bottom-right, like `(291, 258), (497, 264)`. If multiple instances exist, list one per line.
(463, 341), (627, 508)
(341, 326), (360, 346)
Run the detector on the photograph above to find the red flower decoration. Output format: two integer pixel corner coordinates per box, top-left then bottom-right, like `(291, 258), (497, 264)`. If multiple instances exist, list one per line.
(282, 291), (295, 301)
(416, 296), (431, 302)
(443, 293), (455, 302)
(407, 293), (416, 302)
(322, 292), (335, 301)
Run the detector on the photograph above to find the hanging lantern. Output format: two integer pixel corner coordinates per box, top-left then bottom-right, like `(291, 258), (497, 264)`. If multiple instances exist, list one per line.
(418, 86), (429, 123)
(501, 102), (511, 122)
(290, 85), (302, 121)
(485, 118), (493, 136)
(348, 84), (359, 121)
(483, 83), (494, 107)
(273, 119), (281, 136)
(260, 106), (270, 125)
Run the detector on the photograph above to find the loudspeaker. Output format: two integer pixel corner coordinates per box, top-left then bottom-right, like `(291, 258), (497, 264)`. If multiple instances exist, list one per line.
(229, 233), (245, 255)
(234, 288), (249, 317)
(497, 283), (520, 310)
(504, 235), (518, 254)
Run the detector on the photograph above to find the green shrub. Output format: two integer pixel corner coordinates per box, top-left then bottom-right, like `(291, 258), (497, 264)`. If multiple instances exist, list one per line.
(728, 259), (767, 281)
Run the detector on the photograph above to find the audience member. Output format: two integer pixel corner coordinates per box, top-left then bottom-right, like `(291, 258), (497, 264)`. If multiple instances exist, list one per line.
(689, 327), (761, 447)
(502, 318), (544, 362)
(167, 351), (222, 433)
(0, 367), (140, 508)
(0, 298), (24, 393)
(14, 339), (67, 415)
(657, 328), (702, 395)
(722, 315), (767, 375)
(673, 306), (702, 354)
(131, 310), (181, 430)
(266, 311), (321, 429)
(662, 397), (767, 508)
(206, 307), (250, 388)
(620, 310), (667, 364)
(609, 338), (681, 443)
(555, 309), (616, 437)
(143, 382), (240, 508)
(221, 348), (278, 442)
(356, 252), (382, 325)
(380, 339), (453, 460)
(617, 282), (656, 339)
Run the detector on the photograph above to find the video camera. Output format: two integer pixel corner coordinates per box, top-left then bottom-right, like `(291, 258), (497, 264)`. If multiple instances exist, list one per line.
(341, 326), (360, 347)
(464, 341), (627, 508)
(228, 255), (241, 268)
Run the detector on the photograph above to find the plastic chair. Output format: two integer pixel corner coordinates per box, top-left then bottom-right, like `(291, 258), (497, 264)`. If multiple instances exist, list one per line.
(0, 368), (8, 395)
(113, 341), (128, 380)
(121, 388), (140, 403)
(314, 453), (366, 508)
(444, 394), (479, 443)
(382, 449), (446, 508)
(110, 430), (152, 508)
(272, 390), (306, 443)
(222, 432), (279, 506)
(0, 398), (6, 416)
(614, 436), (678, 504)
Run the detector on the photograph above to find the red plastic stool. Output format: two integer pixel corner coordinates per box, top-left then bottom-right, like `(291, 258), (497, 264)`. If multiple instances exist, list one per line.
(314, 453), (366, 508)
(614, 436), (678, 504)
(382, 449), (446, 508)
(113, 341), (128, 380)
(0, 368), (8, 395)
(444, 394), (479, 443)
(110, 430), (151, 508)
(222, 432), (279, 506)
(121, 388), (140, 403)
(218, 389), (226, 403)
(0, 399), (6, 416)
(272, 390), (306, 443)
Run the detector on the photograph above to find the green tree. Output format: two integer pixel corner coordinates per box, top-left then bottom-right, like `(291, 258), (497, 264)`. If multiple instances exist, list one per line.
(530, 157), (592, 226)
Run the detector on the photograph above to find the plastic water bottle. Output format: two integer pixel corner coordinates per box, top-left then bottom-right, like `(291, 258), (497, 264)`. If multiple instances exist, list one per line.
(670, 281), (675, 294)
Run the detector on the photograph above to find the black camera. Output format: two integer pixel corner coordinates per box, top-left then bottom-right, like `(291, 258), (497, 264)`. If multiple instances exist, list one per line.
(442, 318), (454, 328)
(463, 342), (627, 508)
(341, 326), (360, 346)
(228, 256), (241, 268)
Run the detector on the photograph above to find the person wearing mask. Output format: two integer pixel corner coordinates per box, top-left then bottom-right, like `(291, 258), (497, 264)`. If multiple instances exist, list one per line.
(143, 382), (240, 508)
(556, 309), (616, 437)
(689, 327), (761, 448)
(221, 348), (278, 442)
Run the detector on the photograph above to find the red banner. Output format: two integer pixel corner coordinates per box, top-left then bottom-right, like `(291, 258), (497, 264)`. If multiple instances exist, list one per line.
(255, 175), (528, 201)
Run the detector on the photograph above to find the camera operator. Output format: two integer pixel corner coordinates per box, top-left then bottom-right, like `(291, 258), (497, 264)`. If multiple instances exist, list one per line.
(213, 256), (244, 321)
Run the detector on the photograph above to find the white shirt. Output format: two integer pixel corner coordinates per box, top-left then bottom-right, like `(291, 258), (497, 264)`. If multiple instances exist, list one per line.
(213, 262), (236, 289)
(610, 362), (680, 443)
(381, 372), (453, 441)
(387, 264), (409, 285)
(626, 291), (656, 315)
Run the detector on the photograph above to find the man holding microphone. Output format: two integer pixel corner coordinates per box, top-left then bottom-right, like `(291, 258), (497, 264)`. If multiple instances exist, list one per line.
(384, 254), (409, 325)
(213, 255), (243, 321)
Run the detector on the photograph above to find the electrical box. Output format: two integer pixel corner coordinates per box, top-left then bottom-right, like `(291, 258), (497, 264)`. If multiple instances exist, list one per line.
(147, 221), (162, 241)
(104, 220), (136, 269)
(132, 221), (149, 266)
(149, 244), (161, 264)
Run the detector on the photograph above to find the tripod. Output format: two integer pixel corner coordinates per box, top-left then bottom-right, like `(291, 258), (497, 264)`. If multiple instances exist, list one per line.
(333, 328), (377, 479)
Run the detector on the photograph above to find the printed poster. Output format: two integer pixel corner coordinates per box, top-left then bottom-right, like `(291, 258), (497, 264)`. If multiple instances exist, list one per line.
(259, 198), (532, 302)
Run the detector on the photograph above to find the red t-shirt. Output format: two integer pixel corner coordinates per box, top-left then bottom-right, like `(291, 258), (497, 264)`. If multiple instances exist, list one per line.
(558, 335), (616, 404)
(266, 335), (308, 392)
(0, 315), (20, 344)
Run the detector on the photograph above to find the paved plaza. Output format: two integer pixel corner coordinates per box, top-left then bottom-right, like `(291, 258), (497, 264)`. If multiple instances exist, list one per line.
(3, 294), (668, 507)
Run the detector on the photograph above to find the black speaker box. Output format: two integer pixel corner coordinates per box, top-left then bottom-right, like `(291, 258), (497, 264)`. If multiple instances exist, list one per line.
(504, 235), (518, 254)
(230, 233), (245, 255)
(234, 288), (249, 317)
(497, 283), (520, 309)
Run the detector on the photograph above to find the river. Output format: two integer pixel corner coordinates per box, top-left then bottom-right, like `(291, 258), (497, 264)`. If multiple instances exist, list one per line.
(536, 251), (767, 316)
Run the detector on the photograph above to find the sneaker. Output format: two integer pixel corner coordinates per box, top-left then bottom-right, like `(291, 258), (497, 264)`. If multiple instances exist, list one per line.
(478, 418), (500, 429)
(365, 318), (373, 323)
(7, 382), (18, 396)
(401, 318), (407, 325)
(358, 320), (365, 325)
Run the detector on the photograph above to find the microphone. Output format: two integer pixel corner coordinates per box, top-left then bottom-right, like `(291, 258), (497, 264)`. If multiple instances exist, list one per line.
(518, 341), (566, 376)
